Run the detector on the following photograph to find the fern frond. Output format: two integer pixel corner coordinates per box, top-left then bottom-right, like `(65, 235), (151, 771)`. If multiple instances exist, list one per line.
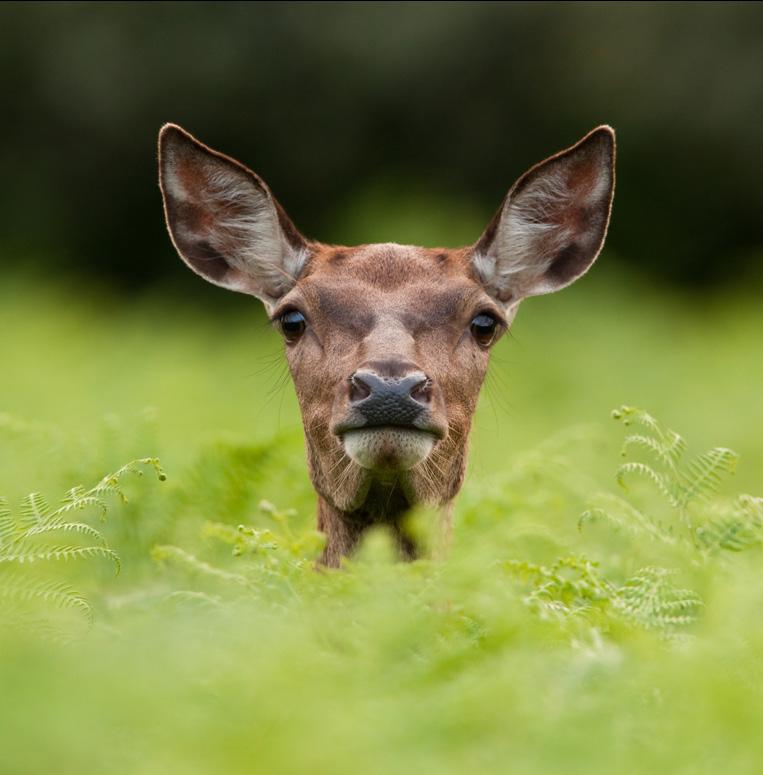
(56, 493), (109, 520)
(19, 492), (50, 525)
(201, 521), (283, 559)
(579, 494), (676, 543)
(78, 458), (166, 511)
(0, 497), (13, 546)
(736, 493), (763, 521)
(695, 494), (763, 553)
(614, 406), (687, 466)
(503, 555), (614, 622)
(0, 575), (92, 623)
(152, 545), (248, 587)
(664, 429), (687, 463)
(621, 432), (685, 471)
(614, 567), (703, 631)
(233, 525), (279, 556)
(200, 521), (242, 545)
(0, 455), (164, 638)
(21, 520), (107, 545)
(677, 447), (738, 507)
(696, 518), (760, 553)
(737, 494), (763, 521)
(616, 462), (680, 507)
(0, 544), (120, 572)
(612, 406), (664, 437)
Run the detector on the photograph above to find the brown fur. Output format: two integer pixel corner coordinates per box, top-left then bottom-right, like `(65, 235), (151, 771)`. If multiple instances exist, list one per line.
(158, 123), (615, 567)
(274, 242), (492, 563)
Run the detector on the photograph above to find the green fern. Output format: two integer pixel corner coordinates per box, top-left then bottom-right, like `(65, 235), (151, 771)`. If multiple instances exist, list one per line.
(579, 492), (677, 544)
(503, 556), (702, 635)
(151, 545), (249, 588)
(612, 567), (703, 632)
(695, 494), (763, 553)
(152, 499), (323, 608)
(502, 555), (613, 623)
(581, 407), (756, 553)
(612, 406), (738, 515)
(0, 574), (93, 623)
(0, 458), (165, 635)
(566, 407), (762, 638)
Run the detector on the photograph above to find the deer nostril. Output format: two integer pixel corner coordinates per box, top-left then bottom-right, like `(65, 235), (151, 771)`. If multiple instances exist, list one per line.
(349, 373), (372, 403)
(410, 378), (432, 405)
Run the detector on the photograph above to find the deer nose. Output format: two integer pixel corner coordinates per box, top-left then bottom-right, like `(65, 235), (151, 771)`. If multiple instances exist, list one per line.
(349, 367), (432, 427)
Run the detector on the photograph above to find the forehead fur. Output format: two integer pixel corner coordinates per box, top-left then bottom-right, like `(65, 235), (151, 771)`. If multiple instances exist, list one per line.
(302, 242), (473, 288)
(277, 242), (495, 337)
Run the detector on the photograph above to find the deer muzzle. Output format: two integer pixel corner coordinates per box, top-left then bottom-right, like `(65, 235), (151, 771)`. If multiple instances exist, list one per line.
(333, 366), (445, 472)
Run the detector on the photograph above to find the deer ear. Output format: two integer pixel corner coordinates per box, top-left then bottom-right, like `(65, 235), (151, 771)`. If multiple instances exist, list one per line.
(158, 124), (309, 310)
(472, 126), (615, 307)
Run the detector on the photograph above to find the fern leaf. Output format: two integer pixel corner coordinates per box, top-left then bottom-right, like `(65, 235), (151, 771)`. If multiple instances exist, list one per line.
(735, 494), (763, 523)
(612, 406), (664, 437)
(21, 520), (107, 545)
(664, 429), (687, 464)
(0, 497), (13, 546)
(616, 462), (680, 507)
(152, 545), (248, 587)
(55, 493), (109, 520)
(0, 575), (93, 623)
(737, 494), (763, 522)
(580, 494), (676, 543)
(695, 494), (763, 553)
(93, 457), (166, 494)
(621, 432), (685, 471)
(52, 459), (166, 519)
(696, 518), (760, 552)
(0, 544), (120, 572)
(677, 447), (738, 507)
(503, 555), (614, 621)
(200, 521), (242, 545)
(53, 458), (165, 521)
(614, 567), (702, 631)
(614, 406), (686, 461)
(19, 492), (50, 525)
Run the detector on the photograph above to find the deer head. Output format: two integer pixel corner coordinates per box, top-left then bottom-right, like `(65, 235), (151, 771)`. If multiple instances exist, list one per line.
(158, 124), (615, 566)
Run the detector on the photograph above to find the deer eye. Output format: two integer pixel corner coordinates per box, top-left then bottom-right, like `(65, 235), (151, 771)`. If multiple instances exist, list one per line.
(470, 313), (499, 347)
(279, 310), (306, 342)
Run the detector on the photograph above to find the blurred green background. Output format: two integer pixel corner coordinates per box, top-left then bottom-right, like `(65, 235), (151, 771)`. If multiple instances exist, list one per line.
(1, 4), (763, 774)
(1, 0), (760, 490)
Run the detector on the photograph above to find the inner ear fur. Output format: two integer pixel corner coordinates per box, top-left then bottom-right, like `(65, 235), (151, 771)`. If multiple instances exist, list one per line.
(472, 125), (615, 306)
(158, 123), (308, 306)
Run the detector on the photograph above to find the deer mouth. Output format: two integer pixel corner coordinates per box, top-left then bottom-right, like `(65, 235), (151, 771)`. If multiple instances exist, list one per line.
(339, 426), (439, 472)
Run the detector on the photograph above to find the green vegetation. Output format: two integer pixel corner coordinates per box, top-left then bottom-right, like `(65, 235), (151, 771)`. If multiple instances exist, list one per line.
(1, 271), (762, 774)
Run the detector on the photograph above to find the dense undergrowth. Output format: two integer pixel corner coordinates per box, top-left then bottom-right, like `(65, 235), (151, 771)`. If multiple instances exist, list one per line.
(1, 275), (762, 774)
(1, 404), (762, 774)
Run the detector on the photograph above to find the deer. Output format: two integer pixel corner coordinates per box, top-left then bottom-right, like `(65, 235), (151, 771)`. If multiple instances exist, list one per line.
(158, 123), (615, 567)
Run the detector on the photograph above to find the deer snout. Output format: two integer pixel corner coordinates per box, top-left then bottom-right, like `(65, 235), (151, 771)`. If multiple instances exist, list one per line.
(334, 363), (445, 472)
(346, 363), (438, 429)
(349, 368), (431, 422)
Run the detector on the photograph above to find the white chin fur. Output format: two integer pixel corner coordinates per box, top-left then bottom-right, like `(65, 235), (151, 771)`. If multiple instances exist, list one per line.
(342, 428), (435, 471)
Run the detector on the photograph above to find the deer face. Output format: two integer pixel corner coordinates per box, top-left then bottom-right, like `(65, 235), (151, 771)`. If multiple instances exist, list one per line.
(269, 242), (501, 512)
(158, 124), (614, 546)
